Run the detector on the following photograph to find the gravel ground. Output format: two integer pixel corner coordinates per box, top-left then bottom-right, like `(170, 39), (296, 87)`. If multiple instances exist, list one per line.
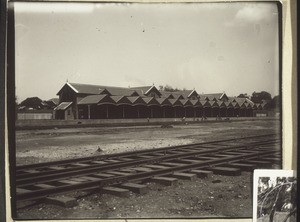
(15, 119), (280, 219)
(16, 119), (280, 165)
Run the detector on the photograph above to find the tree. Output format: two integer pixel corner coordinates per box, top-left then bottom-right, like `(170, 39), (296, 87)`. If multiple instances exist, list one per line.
(269, 95), (280, 110)
(251, 91), (272, 104)
(162, 85), (180, 92)
(19, 97), (43, 110)
(237, 93), (249, 98)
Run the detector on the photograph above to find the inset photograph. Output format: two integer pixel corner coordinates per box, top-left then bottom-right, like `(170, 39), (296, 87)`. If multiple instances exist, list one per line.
(254, 170), (297, 222)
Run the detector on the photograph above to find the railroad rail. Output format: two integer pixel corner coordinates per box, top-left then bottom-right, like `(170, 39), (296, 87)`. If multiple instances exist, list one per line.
(16, 134), (281, 205)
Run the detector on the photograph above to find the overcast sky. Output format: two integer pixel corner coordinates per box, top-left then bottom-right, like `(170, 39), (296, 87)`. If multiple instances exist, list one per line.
(14, 2), (279, 102)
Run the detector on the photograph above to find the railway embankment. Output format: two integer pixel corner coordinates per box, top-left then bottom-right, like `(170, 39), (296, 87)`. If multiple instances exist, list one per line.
(15, 116), (279, 130)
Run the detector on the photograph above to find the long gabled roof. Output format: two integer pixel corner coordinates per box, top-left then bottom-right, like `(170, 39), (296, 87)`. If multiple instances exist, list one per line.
(78, 94), (108, 105)
(201, 93), (223, 100)
(57, 82), (138, 96)
(131, 85), (161, 97)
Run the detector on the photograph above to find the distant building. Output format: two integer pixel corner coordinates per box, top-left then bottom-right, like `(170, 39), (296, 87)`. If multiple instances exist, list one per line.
(17, 97), (59, 120)
(53, 82), (264, 120)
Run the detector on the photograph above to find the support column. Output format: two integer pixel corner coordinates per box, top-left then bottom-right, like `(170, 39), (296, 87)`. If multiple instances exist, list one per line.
(150, 107), (153, 118)
(106, 105), (109, 119)
(175, 108), (177, 118)
(184, 108), (187, 117)
(122, 106), (125, 118)
(226, 108), (228, 117)
(163, 107), (165, 118)
(211, 108), (213, 117)
(137, 107), (140, 118)
(194, 108), (196, 118)
(88, 105), (91, 119)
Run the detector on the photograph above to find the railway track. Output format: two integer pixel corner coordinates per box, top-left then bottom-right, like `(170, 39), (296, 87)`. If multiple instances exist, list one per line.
(16, 134), (281, 206)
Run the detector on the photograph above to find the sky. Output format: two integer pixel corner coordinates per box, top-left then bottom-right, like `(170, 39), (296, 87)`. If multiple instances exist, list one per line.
(14, 2), (279, 102)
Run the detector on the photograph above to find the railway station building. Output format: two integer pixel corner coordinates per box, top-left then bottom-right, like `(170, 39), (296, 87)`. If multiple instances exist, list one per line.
(54, 82), (262, 120)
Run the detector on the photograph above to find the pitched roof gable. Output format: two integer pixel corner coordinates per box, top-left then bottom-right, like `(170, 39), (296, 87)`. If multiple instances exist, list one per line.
(190, 99), (202, 107)
(201, 93), (223, 101)
(200, 100), (210, 107)
(159, 91), (175, 99)
(179, 99), (193, 106)
(224, 101), (234, 108)
(110, 96), (131, 105)
(231, 102), (240, 108)
(142, 97), (160, 106)
(156, 98), (172, 106)
(168, 98), (183, 107)
(209, 100), (219, 107)
(131, 85), (161, 97)
(54, 102), (73, 110)
(217, 101), (226, 108)
(127, 96), (147, 106)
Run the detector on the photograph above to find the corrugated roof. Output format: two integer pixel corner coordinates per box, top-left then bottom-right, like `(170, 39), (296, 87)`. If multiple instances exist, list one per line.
(47, 98), (59, 105)
(168, 99), (183, 107)
(209, 100), (219, 107)
(127, 96), (139, 103)
(66, 83), (103, 94)
(224, 101), (233, 108)
(130, 86), (152, 95)
(54, 102), (72, 110)
(127, 96), (147, 106)
(156, 98), (172, 106)
(131, 86), (162, 97)
(234, 97), (248, 104)
(231, 102), (240, 108)
(201, 93), (223, 100)
(77, 95), (108, 105)
(217, 101), (226, 108)
(106, 87), (138, 97)
(173, 90), (193, 98)
(59, 83), (138, 96)
(179, 99), (193, 106)
(110, 96), (123, 103)
(238, 102), (247, 108)
(190, 100), (201, 106)
(142, 97), (160, 106)
(159, 91), (174, 99)
(200, 100), (210, 107)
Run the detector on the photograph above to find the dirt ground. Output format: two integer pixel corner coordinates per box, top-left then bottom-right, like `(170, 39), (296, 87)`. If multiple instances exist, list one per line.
(15, 119), (280, 219)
